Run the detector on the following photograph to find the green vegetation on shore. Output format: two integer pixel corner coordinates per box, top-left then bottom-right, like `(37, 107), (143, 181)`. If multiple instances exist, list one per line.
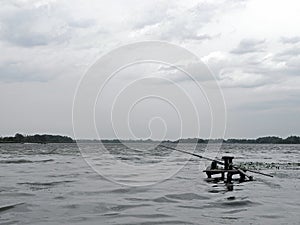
(0, 134), (300, 144)
(0, 133), (74, 143)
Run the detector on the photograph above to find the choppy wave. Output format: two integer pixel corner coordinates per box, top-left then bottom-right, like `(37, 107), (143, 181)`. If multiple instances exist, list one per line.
(238, 162), (300, 170)
(0, 143), (299, 225)
(0, 203), (24, 213)
(18, 180), (74, 187)
(0, 159), (54, 164)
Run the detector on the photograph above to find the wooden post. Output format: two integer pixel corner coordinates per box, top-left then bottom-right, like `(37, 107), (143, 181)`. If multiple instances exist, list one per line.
(206, 171), (212, 178)
(221, 172), (225, 180)
(227, 172), (233, 183)
(211, 161), (217, 169)
(222, 156), (234, 170)
(239, 172), (245, 182)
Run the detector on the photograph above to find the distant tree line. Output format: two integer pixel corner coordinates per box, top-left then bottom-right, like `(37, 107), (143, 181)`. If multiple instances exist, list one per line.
(225, 136), (300, 144)
(77, 139), (159, 143)
(78, 136), (300, 144)
(168, 136), (300, 144)
(0, 133), (74, 143)
(1, 134), (300, 144)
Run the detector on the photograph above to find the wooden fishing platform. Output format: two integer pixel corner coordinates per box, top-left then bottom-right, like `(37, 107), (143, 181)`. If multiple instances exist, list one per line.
(160, 145), (272, 182)
(203, 156), (253, 183)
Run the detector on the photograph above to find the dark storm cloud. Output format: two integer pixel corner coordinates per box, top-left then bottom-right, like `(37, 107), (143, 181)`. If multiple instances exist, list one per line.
(231, 39), (266, 54)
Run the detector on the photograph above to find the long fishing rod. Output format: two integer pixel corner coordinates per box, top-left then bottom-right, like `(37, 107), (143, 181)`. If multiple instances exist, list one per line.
(160, 145), (253, 180)
(160, 145), (273, 178)
(161, 145), (225, 165)
(239, 168), (273, 177)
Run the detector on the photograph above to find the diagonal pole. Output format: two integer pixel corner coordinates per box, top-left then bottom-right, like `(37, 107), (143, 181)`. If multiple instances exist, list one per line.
(160, 145), (273, 178)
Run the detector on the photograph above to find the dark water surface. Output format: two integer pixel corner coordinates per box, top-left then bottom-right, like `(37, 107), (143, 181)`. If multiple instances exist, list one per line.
(0, 143), (299, 224)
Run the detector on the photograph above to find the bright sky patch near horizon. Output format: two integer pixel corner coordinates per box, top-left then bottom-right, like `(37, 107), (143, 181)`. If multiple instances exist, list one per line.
(0, 0), (299, 139)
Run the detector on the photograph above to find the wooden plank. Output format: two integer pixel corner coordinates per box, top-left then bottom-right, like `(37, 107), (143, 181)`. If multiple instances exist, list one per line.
(203, 169), (240, 173)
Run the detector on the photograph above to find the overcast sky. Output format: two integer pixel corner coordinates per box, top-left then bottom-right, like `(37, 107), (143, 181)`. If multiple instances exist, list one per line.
(0, 0), (300, 139)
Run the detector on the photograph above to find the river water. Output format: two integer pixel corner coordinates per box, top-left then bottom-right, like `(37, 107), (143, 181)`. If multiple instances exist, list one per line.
(0, 143), (299, 224)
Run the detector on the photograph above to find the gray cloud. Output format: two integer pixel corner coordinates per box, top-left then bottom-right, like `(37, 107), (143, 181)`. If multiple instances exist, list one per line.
(276, 47), (300, 58)
(0, 0), (300, 138)
(130, 2), (172, 30)
(0, 59), (58, 83)
(68, 19), (96, 29)
(280, 36), (300, 44)
(270, 47), (300, 77)
(185, 33), (221, 41)
(203, 39), (300, 89)
(231, 39), (266, 54)
(236, 93), (300, 112)
(219, 70), (271, 88)
(0, 65), (47, 83)
(201, 36), (300, 89)
(130, 0), (246, 41)
(154, 59), (215, 83)
(0, 2), (96, 47)
(0, 4), (74, 47)
(0, 0), (249, 84)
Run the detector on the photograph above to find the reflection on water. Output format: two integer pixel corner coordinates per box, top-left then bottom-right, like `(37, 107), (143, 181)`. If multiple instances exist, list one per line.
(0, 143), (299, 224)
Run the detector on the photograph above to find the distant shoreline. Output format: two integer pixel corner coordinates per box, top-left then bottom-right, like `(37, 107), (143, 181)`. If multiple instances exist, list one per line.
(0, 134), (74, 144)
(1, 133), (300, 144)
